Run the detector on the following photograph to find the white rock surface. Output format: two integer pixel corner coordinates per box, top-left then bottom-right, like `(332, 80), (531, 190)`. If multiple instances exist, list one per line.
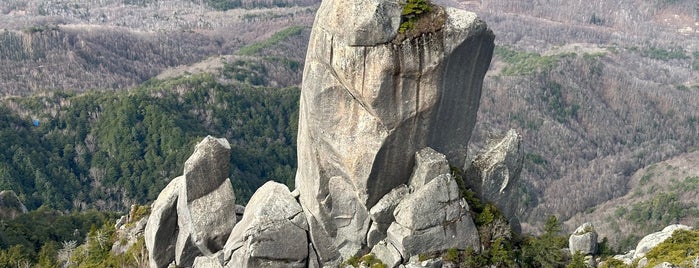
(222, 181), (308, 268)
(568, 222), (598, 255)
(409, 147), (450, 190)
(634, 224), (692, 260)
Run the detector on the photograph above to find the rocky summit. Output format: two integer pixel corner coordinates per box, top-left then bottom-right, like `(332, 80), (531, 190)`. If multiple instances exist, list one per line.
(145, 0), (498, 267)
(295, 0), (494, 261)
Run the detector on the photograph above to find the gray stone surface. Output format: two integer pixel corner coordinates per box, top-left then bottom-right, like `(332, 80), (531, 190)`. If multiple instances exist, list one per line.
(569, 222), (598, 255)
(145, 136), (236, 268)
(183, 136), (232, 202)
(145, 176), (183, 268)
(409, 148), (450, 190)
(370, 240), (403, 268)
(295, 0), (494, 260)
(175, 136), (236, 267)
(193, 252), (224, 268)
(404, 257), (442, 268)
(386, 174), (480, 257)
(464, 129), (523, 227)
(367, 222), (391, 248)
(367, 184), (410, 247)
(369, 184), (410, 224)
(222, 181), (309, 268)
(327, 176), (371, 258)
(176, 178), (237, 266)
(634, 224), (692, 259)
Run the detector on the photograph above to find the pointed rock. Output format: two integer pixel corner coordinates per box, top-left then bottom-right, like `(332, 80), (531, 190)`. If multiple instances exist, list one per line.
(409, 148), (450, 190)
(145, 176), (183, 268)
(176, 136), (236, 267)
(464, 129), (523, 228)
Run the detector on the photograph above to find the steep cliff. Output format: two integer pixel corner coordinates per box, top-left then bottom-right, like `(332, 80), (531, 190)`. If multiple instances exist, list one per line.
(295, 0), (494, 261)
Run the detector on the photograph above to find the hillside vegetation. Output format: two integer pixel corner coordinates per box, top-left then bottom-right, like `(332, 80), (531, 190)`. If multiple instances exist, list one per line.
(0, 0), (697, 254)
(460, 0), (699, 240)
(0, 0), (315, 96)
(1, 74), (299, 211)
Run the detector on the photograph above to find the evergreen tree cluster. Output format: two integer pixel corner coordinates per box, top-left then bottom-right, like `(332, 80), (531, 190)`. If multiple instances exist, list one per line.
(0, 74), (299, 212)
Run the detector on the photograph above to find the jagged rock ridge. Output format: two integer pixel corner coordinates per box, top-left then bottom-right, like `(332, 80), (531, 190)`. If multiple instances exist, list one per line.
(144, 0), (503, 266)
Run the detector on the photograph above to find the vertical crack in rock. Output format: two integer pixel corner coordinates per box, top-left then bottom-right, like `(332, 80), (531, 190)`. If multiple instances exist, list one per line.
(296, 0), (494, 260)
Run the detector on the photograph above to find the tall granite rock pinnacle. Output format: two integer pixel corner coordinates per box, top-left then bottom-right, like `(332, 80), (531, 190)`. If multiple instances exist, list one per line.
(295, 0), (495, 262)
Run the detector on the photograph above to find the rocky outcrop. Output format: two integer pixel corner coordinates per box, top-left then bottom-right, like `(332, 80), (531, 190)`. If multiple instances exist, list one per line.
(221, 181), (308, 267)
(295, 0), (494, 259)
(569, 222), (598, 255)
(464, 129), (523, 229)
(384, 174), (480, 259)
(569, 222), (598, 267)
(634, 224), (692, 260)
(145, 136), (236, 268)
(367, 185), (410, 248)
(145, 0), (498, 266)
(409, 147), (451, 190)
(145, 176), (182, 268)
(605, 224), (693, 267)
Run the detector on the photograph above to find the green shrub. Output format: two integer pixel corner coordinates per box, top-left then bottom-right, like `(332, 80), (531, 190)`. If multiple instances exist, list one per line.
(399, 0), (432, 33)
(598, 258), (630, 268)
(443, 248), (460, 262)
(644, 229), (699, 267)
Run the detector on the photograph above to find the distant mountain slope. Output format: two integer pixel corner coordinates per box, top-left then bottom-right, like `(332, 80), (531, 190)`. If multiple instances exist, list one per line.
(565, 150), (699, 251)
(1, 75), (299, 211)
(457, 0), (699, 236)
(0, 0), (315, 95)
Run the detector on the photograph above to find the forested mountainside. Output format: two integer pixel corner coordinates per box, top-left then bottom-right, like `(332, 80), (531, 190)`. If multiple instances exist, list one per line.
(458, 0), (699, 239)
(1, 74), (299, 211)
(0, 0), (697, 253)
(0, 0), (315, 95)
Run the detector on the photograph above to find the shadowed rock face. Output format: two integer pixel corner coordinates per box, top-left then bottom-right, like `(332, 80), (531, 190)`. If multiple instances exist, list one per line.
(295, 0), (494, 260)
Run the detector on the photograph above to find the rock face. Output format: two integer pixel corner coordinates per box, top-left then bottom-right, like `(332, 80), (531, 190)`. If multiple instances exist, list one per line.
(295, 0), (494, 259)
(409, 147), (451, 190)
(634, 224), (692, 260)
(222, 181), (308, 268)
(145, 176), (183, 268)
(145, 136), (236, 268)
(569, 222), (598, 255)
(385, 174), (480, 258)
(464, 129), (523, 228)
